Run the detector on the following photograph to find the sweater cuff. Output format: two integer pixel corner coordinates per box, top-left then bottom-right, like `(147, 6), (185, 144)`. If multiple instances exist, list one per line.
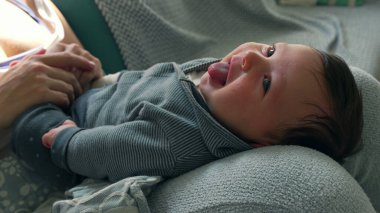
(51, 127), (82, 172)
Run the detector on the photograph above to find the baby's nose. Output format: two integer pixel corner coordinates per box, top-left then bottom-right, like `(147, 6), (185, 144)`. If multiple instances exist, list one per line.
(242, 51), (264, 72)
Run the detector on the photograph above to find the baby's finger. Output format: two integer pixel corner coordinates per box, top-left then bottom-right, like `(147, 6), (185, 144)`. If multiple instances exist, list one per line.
(42, 120), (77, 149)
(79, 71), (98, 87)
(42, 129), (55, 149)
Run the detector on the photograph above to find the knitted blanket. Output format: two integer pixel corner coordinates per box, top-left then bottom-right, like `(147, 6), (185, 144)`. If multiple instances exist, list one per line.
(94, 0), (380, 79)
(94, 0), (335, 69)
(93, 1), (380, 211)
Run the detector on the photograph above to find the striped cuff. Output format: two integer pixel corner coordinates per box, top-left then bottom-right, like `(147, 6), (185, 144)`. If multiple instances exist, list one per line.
(51, 126), (82, 172)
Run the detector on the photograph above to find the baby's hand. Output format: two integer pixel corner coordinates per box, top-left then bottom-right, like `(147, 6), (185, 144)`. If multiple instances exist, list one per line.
(47, 43), (104, 91)
(42, 120), (77, 149)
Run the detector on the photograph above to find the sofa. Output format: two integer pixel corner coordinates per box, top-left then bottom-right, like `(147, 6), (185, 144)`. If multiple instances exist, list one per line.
(2, 0), (379, 212)
(51, 0), (380, 211)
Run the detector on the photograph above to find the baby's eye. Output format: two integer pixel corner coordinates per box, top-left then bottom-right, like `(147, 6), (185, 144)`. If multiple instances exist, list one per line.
(263, 77), (271, 94)
(267, 45), (276, 57)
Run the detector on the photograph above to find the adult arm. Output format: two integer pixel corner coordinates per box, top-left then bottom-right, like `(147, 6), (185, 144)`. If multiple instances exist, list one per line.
(0, 47), (7, 60)
(0, 52), (95, 129)
(23, 0), (82, 46)
(48, 0), (82, 46)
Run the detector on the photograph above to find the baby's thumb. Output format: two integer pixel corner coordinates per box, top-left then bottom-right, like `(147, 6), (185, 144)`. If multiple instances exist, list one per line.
(42, 131), (54, 149)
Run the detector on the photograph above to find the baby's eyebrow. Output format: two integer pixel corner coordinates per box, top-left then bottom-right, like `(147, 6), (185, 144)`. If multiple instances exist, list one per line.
(272, 42), (278, 50)
(269, 64), (287, 105)
(273, 42), (287, 54)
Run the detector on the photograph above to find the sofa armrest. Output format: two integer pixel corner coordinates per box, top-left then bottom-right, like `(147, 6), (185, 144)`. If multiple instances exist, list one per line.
(148, 146), (375, 213)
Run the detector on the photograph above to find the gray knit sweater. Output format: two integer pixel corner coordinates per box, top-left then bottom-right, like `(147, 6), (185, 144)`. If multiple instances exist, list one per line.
(52, 58), (251, 182)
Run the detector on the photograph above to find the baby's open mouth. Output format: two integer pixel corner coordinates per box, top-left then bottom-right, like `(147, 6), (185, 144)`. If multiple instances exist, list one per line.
(207, 62), (229, 85)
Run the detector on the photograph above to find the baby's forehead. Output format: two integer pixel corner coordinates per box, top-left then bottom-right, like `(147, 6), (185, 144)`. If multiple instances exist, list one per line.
(280, 60), (331, 126)
(301, 49), (328, 93)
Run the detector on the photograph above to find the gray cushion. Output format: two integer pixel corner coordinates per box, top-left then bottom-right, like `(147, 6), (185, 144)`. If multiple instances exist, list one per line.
(343, 66), (380, 211)
(148, 146), (375, 212)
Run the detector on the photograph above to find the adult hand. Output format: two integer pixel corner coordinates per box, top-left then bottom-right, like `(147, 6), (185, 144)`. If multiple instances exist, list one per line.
(0, 51), (95, 129)
(46, 43), (104, 91)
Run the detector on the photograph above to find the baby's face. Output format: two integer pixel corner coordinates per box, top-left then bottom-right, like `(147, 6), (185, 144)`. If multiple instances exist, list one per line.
(199, 42), (330, 145)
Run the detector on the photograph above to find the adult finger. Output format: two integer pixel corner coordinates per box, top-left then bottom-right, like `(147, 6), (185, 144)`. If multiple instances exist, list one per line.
(45, 42), (66, 54)
(13, 56), (84, 97)
(46, 78), (76, 103)
(81, 51), (104, 78)
(65, 43), (83, 55)
(43, 67), (83, 97)
(41, 89), (71, 108)
(31, 52), (95, 73)
(22, 61), (83, 97)
(75, 52), (103, 88)
(58, 44), (104, 83)
(17, 83), (71, 112)
(27, 72), (76, 103)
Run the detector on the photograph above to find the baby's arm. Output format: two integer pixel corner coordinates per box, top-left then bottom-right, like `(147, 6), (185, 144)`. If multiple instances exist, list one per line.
(47, 121), (176, 182)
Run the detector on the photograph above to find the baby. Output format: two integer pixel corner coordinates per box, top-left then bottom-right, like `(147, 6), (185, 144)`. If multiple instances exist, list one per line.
(11, 42), (363, 186)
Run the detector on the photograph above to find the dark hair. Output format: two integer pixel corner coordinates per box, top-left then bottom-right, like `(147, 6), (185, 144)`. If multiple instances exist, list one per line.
(280, 51), (363, 162)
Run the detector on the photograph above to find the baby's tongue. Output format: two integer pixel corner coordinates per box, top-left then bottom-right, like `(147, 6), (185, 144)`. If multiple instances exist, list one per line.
(207, 62), (229, 85)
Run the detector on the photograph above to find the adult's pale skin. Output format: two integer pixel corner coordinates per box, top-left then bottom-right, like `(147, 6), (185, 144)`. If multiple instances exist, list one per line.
(0, 0), (102, 151)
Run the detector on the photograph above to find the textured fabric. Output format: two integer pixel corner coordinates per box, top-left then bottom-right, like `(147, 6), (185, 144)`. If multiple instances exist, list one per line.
(95, 0), (335, 70)
(0, 151), (62, 213)
(51, 176), (162, 213)
(342, 67), (380, 211)
(94, 0), (380, 210)
(275, 0), (380, 79)
(147, 146), (376, 213)
(94, 0), (380, 80)
(3, 0), (379, 212)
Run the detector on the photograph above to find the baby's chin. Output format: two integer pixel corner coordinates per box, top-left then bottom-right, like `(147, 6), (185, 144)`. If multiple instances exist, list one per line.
(197, 73), (209, 100)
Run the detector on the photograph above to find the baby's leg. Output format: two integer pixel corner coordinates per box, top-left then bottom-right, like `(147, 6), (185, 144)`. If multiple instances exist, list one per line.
(42, 120), (77, 149)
